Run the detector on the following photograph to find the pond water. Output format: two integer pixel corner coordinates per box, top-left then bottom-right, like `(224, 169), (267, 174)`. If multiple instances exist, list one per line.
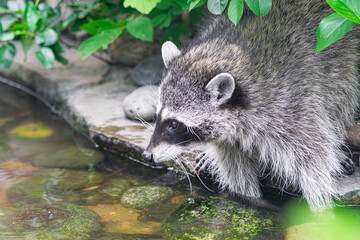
(1, 81), (360, 240)
(0, 82), (188, 239)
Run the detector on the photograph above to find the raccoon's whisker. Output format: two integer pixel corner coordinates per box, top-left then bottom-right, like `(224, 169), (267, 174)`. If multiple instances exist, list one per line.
(174, 139), (191, 146)
(189, 126), (202, 142)
(135, 116), (154, 131)
(194, 169), (215, 192)
(176, 158), (193, 195)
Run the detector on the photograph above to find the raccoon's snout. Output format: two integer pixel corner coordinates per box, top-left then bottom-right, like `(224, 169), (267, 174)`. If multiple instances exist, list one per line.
(142, 150), (154, 163)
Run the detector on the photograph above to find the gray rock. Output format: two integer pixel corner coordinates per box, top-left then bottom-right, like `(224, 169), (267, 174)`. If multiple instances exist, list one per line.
(121, 185), (173, 209)
(162, 197), (284, 240)
(347, 124), (360, 150)
(336, 166), (360, 200)
(131, 55), (164, 86)
(107, 34), (160, 66)
(123, 86), (159, 122)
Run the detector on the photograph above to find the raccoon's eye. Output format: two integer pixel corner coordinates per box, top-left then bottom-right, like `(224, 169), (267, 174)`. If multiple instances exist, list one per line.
(170, 121), (179, 129)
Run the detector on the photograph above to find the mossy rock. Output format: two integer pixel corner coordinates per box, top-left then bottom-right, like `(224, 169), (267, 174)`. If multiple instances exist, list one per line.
(338, 189), (360, 205)
(0, 204), (101, 240)
(121, 185), (173, 209)
(11, 122), (53, 139)
(86, 178), (132, 205)
(7, 169), (104, 206)
(162, 197), (284, 240)
(31, 145), (104, 168)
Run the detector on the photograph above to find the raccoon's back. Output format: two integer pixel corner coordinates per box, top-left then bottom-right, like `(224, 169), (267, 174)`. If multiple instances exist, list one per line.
(184, 0), (359, 129)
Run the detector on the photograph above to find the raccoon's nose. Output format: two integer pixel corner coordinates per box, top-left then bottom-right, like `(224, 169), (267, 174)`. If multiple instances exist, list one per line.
(142, 151), (154, 163)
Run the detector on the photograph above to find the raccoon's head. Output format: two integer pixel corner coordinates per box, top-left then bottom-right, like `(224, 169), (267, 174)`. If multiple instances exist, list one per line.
(142, 41), (248, 163)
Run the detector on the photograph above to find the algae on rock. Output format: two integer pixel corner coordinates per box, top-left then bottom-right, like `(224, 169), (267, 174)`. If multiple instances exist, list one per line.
(162, 197), (284, 240)
(121, 185), (173, 209)
(0, 204), (101, 240)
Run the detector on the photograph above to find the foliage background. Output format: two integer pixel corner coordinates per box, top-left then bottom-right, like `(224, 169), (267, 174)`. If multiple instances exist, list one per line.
(0, 0), (358, 69)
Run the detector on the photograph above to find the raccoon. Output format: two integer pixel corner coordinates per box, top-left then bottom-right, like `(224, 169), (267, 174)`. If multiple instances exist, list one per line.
(142, 0), (359, 212)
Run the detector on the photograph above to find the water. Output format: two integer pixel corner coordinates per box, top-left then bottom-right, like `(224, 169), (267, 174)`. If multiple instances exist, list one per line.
(0, 82), (196, 239)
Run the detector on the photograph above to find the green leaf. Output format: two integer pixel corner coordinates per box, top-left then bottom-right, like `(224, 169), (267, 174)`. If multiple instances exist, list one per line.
(7, 0), (25, 12)
(24, 1), (40, 32)
(0, 43), (16, 68)
(50, 42), (68, 65)
(78, 28), (123, 60)
(161, 22), (191, 46)
(189, 0), (203, 11)
(126, 16), (153, 41)
(0, 15), (18, 31)
(0, 31), (15, 41)
(316, 12), (356, 53)
(80, 20), (117, 35)
(244, 0), (272, 17)
(207, 0), (229, 15)
(173, 0), (189, 9)
(20, 35), (33, 56)
(228, 0), (244, 25)
(61, 11), (80, 30)
(36, 29), (57, 46)
(152, 13), (171, 29)
(326, 0), (360, 24)
(35, 47), (54, 68)
(123, 0), (161, 14)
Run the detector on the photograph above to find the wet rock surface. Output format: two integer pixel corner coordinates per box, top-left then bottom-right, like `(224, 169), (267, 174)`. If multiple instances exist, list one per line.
(162, 196), (284, 240)
(131, 55), (164, 86)
(7, 168), (104, 206)
(121, 185), (174, 209)
(0, 204), (101, 240)
(122, 85), (159, 122)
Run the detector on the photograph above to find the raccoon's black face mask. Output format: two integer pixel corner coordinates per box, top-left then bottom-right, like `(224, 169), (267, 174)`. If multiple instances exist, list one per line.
(142, 116), (202, 163)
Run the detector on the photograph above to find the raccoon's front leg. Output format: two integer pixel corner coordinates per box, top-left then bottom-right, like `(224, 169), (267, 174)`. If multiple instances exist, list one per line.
(215, 148), (262, 199)
(195, 152), (213, 175)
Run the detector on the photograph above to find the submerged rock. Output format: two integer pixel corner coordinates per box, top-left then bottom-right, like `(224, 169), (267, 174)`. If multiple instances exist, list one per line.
(122, 86), (159, 122)
(0, 204), (101, 240)
(31, 145), (104, 168)
(7, 168), (104, 206)
(162, 197), (284, 240)
(131, 55), (164, 86)
(11, 122), (54, 139)
(121, 185), (173, 209)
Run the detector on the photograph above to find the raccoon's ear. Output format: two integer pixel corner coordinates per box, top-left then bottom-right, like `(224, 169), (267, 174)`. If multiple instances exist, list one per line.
(205, 73), (235, 106)
(162, 41), (181, 68)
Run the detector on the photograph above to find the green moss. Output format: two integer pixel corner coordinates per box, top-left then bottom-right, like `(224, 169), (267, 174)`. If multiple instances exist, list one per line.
(162, 197), (284, 240)
(0, 204), (101, 240)
(121, 185), (173, 209)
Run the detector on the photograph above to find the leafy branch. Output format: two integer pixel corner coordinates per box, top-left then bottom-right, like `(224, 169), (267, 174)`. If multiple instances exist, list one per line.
(0, 0), (358, 69)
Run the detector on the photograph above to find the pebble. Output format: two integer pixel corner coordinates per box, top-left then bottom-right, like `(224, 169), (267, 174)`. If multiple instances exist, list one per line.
(131, 55), (164, 86)
(123, 85), (159, 122)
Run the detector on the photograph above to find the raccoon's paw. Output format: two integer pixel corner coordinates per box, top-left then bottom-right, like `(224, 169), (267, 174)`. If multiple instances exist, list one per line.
(341, 156), (355, 175)
(195, 152), (211, 175)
